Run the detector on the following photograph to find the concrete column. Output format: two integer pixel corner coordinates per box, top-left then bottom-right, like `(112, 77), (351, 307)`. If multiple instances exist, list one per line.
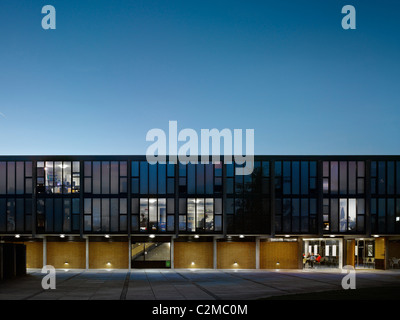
(339, 238), (343, 269)
(213, 237), (217, 269)
(255, 237), (260, 269)
(170, 237), (174, 269)
(85, 237), (89, 270)
(43, 236), (47, 267)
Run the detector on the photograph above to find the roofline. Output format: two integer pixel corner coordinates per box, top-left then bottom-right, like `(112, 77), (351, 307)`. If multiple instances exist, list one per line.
(0, 155), (398, 161)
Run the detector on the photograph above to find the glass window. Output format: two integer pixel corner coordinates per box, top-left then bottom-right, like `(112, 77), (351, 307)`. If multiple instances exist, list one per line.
(282, 198), (291, 233)
(323, 161), (329, 177)
(63, 199), (71, 232)
(179, 163), (186, 177)
(330, 199), (338, 232)
(5, 199), (15, 232)
(187, 198), (195, 232)
(120, 161), (127, 177)
(101, 162), (110, 194)
(357, 177), (364, 194)
(215, 177), (222, 194)
(158, 198), (166, 232)
(131, 198), (139, 214)
(292, 161), (299, 195)
(167, 215), (174, 232)
(196, 164), (205, 194)
(330, 162), (338, 194)
(45, 162), (54, 194)
(63, 162), (72, 194)
(301, 161), (308, 195)
(301, 198), (308, 233)
(158, 163), (166, 194)
(120, 215), (127, 232)
(275, 161), (282, 177)
(357, 199), (365, 215)
(188, 164), (196, 194)
(167, 198), (174, 214)
(54, 198), (63, 232)
(205, 198), (213, 231)
(388, 199), (395, 233)
(16, 162), (24, 195)
(149, 164), (157, 194)
(340, 162), (347, 194)
(54, 162), (62, 194)
(84, 161), (91, 176)
(44, 199), (53, 232)
(72, 165), (80, 194)
(167, 163), (175, 177)
(292, 198), (299, 232)
(226, 198), (234, 214)
(84, 215), (91, 232)
(85, 177), (92, 193)
(131, 161), (139, 177)
(378, 198), (386, 232)
(25, 162), (32, 177)
(140, 162), (148, 194)
(397, 162), (400, 195)
(131, 178), (139, 194)
(348, 199), (356, 231)
(92, 199), (101, 232)
(348, 161), (356, 194)
(0, 162), (6, 194)
(92, 162), (101, 194)
(283, 161), (291, 195)
(140, 199), (148, 232)
(378, 161), (386, 194)
(179, 215), (186, 231)
(262, 161), (269, 177)
(111, 198), (119, 232)
(179, 198), (186, 214)
(388, 161), (395, 194)
(235, 172), (243, 194)
(371, 161), (377, 177)
(339, 199), (347, 232)
(149, 199), (157, 231)
(323, 178), (329, 194)
(357, 161), (365, 177)
(196, 198), (205, 230)
(205, 164), (213, 194)
(214, 215), (222, 231)
(226, 178), (234, 194)
(110, 161), (119, 194)
(226, 163), (234, 177)
(215, 198), (222, 215)
(120, 198), (127, 214)
(7, 162), (15, 194)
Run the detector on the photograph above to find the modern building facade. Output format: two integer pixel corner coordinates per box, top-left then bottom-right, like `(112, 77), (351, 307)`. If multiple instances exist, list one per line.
(1, 155), (400, 270)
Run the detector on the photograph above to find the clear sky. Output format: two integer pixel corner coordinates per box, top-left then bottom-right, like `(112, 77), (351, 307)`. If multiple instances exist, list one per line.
(0, 0), (399, 155)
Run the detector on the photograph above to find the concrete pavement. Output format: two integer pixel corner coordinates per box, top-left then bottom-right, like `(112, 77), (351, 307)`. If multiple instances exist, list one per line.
(1, 268), (400, 300)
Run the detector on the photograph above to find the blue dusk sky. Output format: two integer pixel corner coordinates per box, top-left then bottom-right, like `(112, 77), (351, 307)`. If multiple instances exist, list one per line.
(0, 0), (399, 155)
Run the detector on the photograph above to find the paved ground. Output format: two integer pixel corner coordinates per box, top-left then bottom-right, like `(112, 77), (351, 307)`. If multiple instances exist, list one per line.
(1, 268), (400, 300)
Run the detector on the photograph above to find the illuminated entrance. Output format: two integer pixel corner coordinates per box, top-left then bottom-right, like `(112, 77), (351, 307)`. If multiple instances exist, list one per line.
(355, 239), (375, 269)
(302, 238), (342, 269)
(131, 242), (171, 268)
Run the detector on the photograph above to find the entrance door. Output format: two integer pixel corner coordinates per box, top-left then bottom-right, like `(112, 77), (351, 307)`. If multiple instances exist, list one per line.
(355, 239), (375, 269)
(131, 242), (171, 268)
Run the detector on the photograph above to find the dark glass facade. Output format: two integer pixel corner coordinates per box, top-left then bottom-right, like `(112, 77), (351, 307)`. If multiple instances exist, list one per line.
(0, 156), (399, 237)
